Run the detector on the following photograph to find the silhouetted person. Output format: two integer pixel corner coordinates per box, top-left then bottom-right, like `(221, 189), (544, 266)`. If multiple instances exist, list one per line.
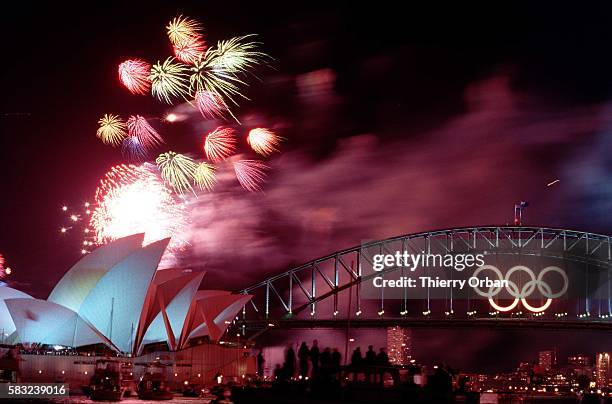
(310, 339), (320, 376)
(273, 364), (282, 381)
(350, 347), (362, 382)
(364, 345), (376, 383)
(320, 347), (332, 378)
(376, 348), (389, 384)
(351, 347), (362, 366)
(331, 348), (341, 372)
(365, 345), (376, 365)
(320, 347), (331, 367)
(428, 365), (453, 402)
(257, 350), (265, 377)
(298, 342), (310, 378)
(376, 348), (389, 365)
(284, 345), (296, 379)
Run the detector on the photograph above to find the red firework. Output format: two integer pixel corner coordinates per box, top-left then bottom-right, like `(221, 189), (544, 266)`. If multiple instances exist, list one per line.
(173, 36), (206, 64)
(127, 115), (164, 151)
(194, 90), (225, 119)
(90, 164), (187, 249)
(95, 164), (144, 201)
(0, 254), (10, 278)
(203, 127), (237, 162)
(118, 59), (151, 95)
(233, 159), (268, 192)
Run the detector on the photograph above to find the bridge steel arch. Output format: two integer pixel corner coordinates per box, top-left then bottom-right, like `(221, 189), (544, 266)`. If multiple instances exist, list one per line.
(237, 226), (612, 338)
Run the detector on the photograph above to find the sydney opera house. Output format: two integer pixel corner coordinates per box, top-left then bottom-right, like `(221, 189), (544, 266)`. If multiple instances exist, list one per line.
(0, 234), (254, 386)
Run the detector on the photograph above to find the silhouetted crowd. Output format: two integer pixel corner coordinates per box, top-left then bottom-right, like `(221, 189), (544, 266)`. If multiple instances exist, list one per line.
(349, 345), (389, 367)
(271, 340), (390, 382)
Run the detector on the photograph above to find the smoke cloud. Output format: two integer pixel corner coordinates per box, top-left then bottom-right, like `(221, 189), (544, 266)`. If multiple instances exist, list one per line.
(179, 74), (612, 290)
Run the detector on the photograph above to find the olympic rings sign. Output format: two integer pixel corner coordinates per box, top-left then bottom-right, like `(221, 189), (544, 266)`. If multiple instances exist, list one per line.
(471, 265), (569, 313)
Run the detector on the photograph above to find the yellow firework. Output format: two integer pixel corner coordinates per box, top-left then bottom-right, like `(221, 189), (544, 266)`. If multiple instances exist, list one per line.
(210, 35), (268, 74)
(156, 151), (198, 195)
(189, 52), (243, 103)
(188, 36), (269, 120)
(194, 162), (216, 191)
(167, 15), (202, 46)
(150, 57), (191, 104)
(96, 114), (127, 146)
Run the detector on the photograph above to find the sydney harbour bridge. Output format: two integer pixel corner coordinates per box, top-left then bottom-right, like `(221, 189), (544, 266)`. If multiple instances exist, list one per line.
(236, 226), (612, 339)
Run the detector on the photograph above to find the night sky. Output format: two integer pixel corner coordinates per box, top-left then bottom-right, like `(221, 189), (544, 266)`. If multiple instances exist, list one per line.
(1, 2), (612, 370)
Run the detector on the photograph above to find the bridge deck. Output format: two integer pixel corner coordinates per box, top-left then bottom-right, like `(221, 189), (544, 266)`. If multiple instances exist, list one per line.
(244, 318), (612, 331)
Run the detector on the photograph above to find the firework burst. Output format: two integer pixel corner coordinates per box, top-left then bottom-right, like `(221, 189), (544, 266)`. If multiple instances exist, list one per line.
(150, 57), (191, 104)
(194, 90), (226, 119)
(194, 162), (216, 191)
(0, 254), (5, 279)
(91, 164), (187, 249)
(187, 36), (268, 121)
(95, 165), (145, 199)
(247, 128), (282, 156)
(173, 36), (206, 64)
(118, 59), (151, 95)
(233, 159), (268, 192)
(167, 15), (202, 46)
(121, 136), (148, 161)
(210, 35), (268, 74)
(127, 115), (163, 151)
(156, 152), (198, 195)
(97, 114), (127, 146)
(203, 127), (237, 162)
(188, 53), (243, 104)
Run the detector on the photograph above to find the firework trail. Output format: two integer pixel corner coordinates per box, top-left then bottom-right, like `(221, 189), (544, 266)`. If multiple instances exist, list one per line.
(96, 114), (127, 146)
(90, 164), (187, 250)
(121, 136), (148, 161)
(194, 90), (226, 119)
(247, 128), (282, 156)
(173, 36), (206, 64)
(194, 162), (216, 191)
(59, 202), (95, 253)
(167, 15), (202, 46)
(118, 59), (152, 95)
(233, 159), (268, 192)
(156, 152), (199, 195)
(127, 115), (163, 151)
(150, 57), (191, 104)
(547, 179), (560, 187)
(203, 127), (237, 162)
